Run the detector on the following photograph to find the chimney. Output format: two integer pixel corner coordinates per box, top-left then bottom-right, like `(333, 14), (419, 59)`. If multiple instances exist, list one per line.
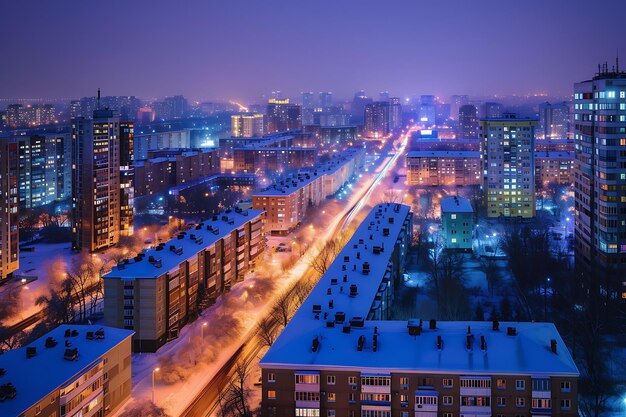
(312, 337), (320, 352)
(357, 335), (365, 351)
(429, 319), (436, 330)
(492, 320), (499, 331)
(437, 335), (443, 350)
(480, 335), (487, 351)
(466, 335), (473, 350)
(550, 339), (557, 354)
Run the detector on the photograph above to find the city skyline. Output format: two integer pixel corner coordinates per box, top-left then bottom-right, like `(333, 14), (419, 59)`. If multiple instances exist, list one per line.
(1, 0), (625, 101)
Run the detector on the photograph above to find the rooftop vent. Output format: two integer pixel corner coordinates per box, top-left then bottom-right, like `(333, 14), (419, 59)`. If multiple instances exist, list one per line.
(373, 334), (378, 352)
(95, 328), (105, 339)
(326, 321), (335, 328)
(330, 278), (338, 285)
(26, 347), (37, 359)
(312, 337), (320, 352)
(466, 334), (474, 350)
(64, 348), (79, 361)
(349, 284), (358, 297)
(328, 300), (334, 309)
(86, 332), (94, 340)
(344, 255), (350, 263)
(0, 383), (16, 400)
(388, 217), (394, 224)
(383, 228), (390, 236)
(492, 320), (500, 331)
(45, 337), (58, 348)
(437, 335), (443, 350)
(506, 327), (517, 336)
(312, 304), (322, 314)
(343, 325), (351, 334)
(550, 339), (557, 354)
(350, 317), (364, 328)
(335, 312), (346, 323)
(429, 319), (437, 330)
(362, 262), (370, 274)
(480, 335), (487, 351)
(357, 335), (365, 351)
(407, 319), (422, 336)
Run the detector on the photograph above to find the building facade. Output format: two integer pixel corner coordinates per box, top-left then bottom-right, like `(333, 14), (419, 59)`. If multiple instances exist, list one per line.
(458, 104), (479, 139)
(364, 102), (390, 139)
(71, 108), (134, 252)
(266, 99), (302, 133)
(535, 151), (574, 188)
(0, 325), (133, 417)
(406, 151), (481, 187)
(539, 102), (569, 140)
(231, 114), (265, 137)
(480, 115), (537, 218)
(441, 196), (474, 250)
(6, 104), (55, 128)
(573, 69), (626, 297)
(388, 97), (403, 131)
(0, 138), (19, 280)
(103, 208), (264, 352)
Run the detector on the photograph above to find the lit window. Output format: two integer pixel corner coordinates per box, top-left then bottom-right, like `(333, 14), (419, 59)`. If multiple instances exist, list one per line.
(267, 390), (276, 400)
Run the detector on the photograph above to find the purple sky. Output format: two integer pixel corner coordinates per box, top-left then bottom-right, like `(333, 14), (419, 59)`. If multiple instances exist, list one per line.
(1, 0), (625, 102)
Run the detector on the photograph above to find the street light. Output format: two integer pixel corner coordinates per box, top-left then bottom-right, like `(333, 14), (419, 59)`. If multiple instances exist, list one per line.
(201, 322), (208, 340)
(544, 277), (551, 321)
(152, 367), (160, 404)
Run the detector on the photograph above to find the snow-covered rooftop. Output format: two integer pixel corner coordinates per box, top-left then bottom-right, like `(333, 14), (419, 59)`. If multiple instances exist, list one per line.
(261, 203), (579, 377)
(440, 196), (474, 213)
(103, 208), (264, 279)
(535, 151), (574, 159)
(406, 151), (481, 158)
(0, 325), (134, 417)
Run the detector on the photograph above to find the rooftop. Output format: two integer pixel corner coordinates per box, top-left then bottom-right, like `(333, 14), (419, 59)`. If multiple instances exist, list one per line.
(0, 325), (134, 417)
(103, 208), (264, 279)
(535, 151), (574, 159)
(441, 196), (474, 213)
(406, 150), (481, 158)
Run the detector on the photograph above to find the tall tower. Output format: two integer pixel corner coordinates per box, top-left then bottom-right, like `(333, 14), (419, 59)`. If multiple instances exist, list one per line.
(72, 94), (134, 252)
(265, 99), (302, 133)
(573, 65), (626, 298)
(0, 138), (19, 281)
(480, 114), (537, 218)
(364, 102), (390, 138)
(458, 104), (479, 139)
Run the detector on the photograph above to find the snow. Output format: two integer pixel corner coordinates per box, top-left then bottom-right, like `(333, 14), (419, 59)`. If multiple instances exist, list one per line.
(440, 196), (473, 213)
(0, 324), (133, 417)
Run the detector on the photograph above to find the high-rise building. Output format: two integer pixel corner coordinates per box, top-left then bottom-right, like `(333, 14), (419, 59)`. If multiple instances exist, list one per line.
(388, 97), (402, 131)
(302, 92), (315, 108)
(482, 102), (503, 119)
(266, 99), (302, 133)
(231, 114), (265, 137)
(419, 95), (436, 126)
(72, 97), (134, 252)
(0, 138), (19, 281)
(351, 91), (373, 124)
(14, 134), (70, 209)
(539, 102), (569, 140)
(151, 95), (188, 120)
(319, 91), (333, 109)
(573, 67), (626, 297)
(364, 101), (389, 138)
(5, 104), (55, 128)
(379, 91), (390, 102)
(450, 94), (469, 121)
(458, 104), (479, 139)
(480, 114), (537, 218)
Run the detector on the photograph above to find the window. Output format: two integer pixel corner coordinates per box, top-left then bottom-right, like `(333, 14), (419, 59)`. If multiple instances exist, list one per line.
(349, 393), (355, 402)
(532, 398), (551, 409)
(415, 396), (438, 405)
(461, 396), (490, 407)
(295, 408), (320, 417)
(497, 397), (506, 406)
(400, 394), (408, 405)
(496, 379), (506, 389)
(361, 376), (391, 386)
(515, 380), (525, 390)
(451, 214), (457, 219)
(443, 396), (453, 405)
(348, 376), (357, 385)
(327, 411), (335, 417)
(560, 399), (571, 409)
(460, 378), (491, 388)
(399, 377), (409, 387)
(296, 374), (320, 384)
(267, 390), (276, 400)
(327, 375), (336, 385)
(35, 405), (41, 415)
(516, 397), (525, 407)
(560, 381), (571, 392)
(267, 373), (275, 382)
(532, 379), (550, 391)
(327, 392), (336, 402)
(295, 392), (321, 401)
(443, 414), (453, 417)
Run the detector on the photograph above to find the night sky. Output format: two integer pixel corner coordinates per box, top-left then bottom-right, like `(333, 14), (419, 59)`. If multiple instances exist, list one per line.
(1, 0), (625, 101)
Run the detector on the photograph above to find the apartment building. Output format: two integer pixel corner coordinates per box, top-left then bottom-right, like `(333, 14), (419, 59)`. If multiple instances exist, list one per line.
(103, 208), (264, 352)
(0, 138), (19, 281)
(259, 206), (578, 417)
(480, 115), (537, 218)
(0, 325), (133, 417)
(535, 152), (574, 188)
(441, 196), (474, 250)
(252, 149), (363, 234)
(406, 151), (481, 186)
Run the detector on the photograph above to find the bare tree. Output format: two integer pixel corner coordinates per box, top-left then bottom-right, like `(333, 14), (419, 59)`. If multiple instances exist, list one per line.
(272, 292), (291, 327)
(217, 361), (253, 417)
(379, 189), (404, 204)
(479, 255), (500, 298)
(309, 240), (336, 276)
(257, 317), (278, 348)
(0, 327), (26, 353)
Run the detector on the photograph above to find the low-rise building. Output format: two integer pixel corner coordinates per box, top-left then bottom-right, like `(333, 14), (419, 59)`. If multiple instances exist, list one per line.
(252, 149), (363, 234)
(535, 151), (574, 188)
(0, 324), (133, 417)
(441, 196), (474, 250)
(406, 151), (481, 186)
(103, 208), (264, 352)
(259, 205), (579, 417)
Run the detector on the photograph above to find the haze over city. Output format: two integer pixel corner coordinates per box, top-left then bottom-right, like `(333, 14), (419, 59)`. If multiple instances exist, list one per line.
(1, 2), (626, 417)
(2, 0), (626, 100)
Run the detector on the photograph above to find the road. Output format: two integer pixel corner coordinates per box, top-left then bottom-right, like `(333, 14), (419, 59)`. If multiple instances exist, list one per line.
(181, 126), (416, 417)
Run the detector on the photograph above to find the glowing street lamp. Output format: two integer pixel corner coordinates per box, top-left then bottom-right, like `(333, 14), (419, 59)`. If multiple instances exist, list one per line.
(152, 368), (160, 403)
(201, 322), (208, 340)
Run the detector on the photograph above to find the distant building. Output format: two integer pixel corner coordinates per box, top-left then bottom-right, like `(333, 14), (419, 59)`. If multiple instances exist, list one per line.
(406, 151), (481, 186)
(535, 151), (574, 188)
(458, 104), (479, 139)
(134, 129), (192, 160)
(480, 114), (537, 218)
(379, 91), (390, 102)
(231, 114), (264, 137)
(364, 101), (389, 138)
(319, 92), (333, 109)
(0, 324), (134, 417)
(535, 139), (574, 153)
(304, 125), (358, 145)
(449, 94), (469, 121)
(419, 95), (436, 126)
(351, 91), (373, 124)
(441, 196), (474, 250)
(72, 103), (134, 252)
(302, 92), (315, 108)
(151, 95), (188, 120)
(539, 102), (569, 140)
(482, 101), (503, 119)
(388, 97), (402, 131)
(6, 104), (55, 128)
(0, 138), (19, 281)
(266, 99), (302, 133)
(75, 95), (141, 120)
(103, 208), (264, 352)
